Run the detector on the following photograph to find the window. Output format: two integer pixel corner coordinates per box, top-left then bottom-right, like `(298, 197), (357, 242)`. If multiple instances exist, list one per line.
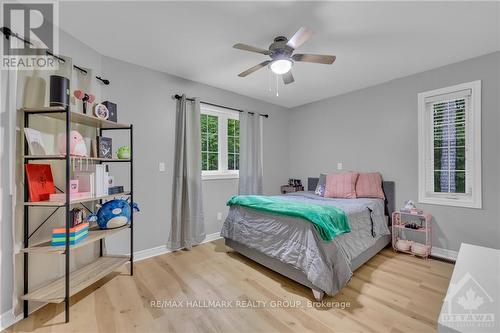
(200, 103), (240, 179)
(418, 81), (481, 208)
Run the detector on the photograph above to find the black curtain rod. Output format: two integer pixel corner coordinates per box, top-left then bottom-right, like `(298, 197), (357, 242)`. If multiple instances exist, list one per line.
(0, 27), (32, 45)
(1, 27), (110, 84)
(173, 94), (269, 118)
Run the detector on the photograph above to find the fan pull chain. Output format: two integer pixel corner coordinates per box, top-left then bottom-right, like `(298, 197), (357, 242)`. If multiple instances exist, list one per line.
(268, 68), (272, 92)
(276, 74), (279, 97)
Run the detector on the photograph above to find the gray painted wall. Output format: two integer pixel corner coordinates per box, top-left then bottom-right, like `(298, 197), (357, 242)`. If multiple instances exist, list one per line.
(289, 52), (500, 251)
(99, 55), (290, 254)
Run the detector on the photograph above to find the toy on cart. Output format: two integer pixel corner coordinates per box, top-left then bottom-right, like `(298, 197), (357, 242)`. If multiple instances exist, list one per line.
(392, 202), (432, 258)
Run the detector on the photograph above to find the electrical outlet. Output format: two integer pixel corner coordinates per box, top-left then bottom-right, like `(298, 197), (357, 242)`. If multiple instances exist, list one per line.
(217, 212), (223, 221)
(159, 162), (166, 172)
(337, 162), (343, 170)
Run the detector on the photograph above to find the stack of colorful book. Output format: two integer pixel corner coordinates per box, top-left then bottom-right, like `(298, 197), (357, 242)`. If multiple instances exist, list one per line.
(51, 222), (89, 246)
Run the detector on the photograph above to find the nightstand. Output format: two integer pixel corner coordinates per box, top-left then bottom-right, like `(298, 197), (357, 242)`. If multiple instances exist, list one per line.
(280, 185), (304, 194)
(392, 210), (432, 258)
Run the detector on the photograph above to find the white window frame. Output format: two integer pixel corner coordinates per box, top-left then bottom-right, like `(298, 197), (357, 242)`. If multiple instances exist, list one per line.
(417, 80), (482, 209)
(201, 103), (240, 180)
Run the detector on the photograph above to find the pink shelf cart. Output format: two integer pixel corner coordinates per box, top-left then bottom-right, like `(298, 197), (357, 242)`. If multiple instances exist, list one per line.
(392, 211), (432, 259)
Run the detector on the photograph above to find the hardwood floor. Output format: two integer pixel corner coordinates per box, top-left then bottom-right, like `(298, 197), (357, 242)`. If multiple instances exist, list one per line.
(5, 239), (454, 333)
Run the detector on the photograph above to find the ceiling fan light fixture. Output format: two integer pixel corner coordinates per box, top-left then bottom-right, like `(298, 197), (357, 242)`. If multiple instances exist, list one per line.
(270, 59), (293, 75)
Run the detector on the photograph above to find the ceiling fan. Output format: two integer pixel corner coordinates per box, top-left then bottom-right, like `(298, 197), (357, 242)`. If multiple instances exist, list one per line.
(233, 27), (336, 85)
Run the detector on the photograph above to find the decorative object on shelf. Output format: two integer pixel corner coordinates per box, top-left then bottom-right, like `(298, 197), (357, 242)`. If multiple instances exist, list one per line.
(24, 128), (47, 155)
(403, 200), (416, 210)
(280, 184), (304, 194)
(73, 90), (95, 115)
(107, 175), (114, 188)
(70, 208), (85, 228)
(51, 222), (89, 246)
(25, 164), (56, 202)
(401, 200), (423, 214)
(395, 239), (412, 252)
(87, 199), (139, 229)
(108, 185), (124, 195)
(281, 179), (304, 194)
(69, 179), (79, 194)
(57, 130), (88, 157)
(49, 75), (70, 107)
(411, 242), (430, 256)
(392, 210), (432, 259)
(93, 103), (109, 119)
(117, 145), (130, 159)
(102, 101), (117, 122)
(97, 136), (112, 158)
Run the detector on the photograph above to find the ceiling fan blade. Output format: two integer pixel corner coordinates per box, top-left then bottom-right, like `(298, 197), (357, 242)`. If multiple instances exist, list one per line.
(282, 71), (294, 85)
(233, 43), (270, 55)
(286, 27), (312, 49)
(292, 54), (336, 64)
(238, 60), (271, 77)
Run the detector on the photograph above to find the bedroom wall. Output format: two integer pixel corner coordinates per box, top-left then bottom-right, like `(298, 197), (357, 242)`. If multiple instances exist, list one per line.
(288, 51), (500, 252)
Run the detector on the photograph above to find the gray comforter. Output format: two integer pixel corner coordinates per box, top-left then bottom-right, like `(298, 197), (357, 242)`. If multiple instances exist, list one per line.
(220, 192), (390, 295)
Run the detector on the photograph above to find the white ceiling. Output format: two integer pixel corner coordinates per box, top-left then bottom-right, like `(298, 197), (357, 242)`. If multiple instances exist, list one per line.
(59, 1), (500, 108)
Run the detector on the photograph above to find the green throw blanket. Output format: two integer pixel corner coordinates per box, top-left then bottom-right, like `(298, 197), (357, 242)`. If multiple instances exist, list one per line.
(226, 195), (350, 241)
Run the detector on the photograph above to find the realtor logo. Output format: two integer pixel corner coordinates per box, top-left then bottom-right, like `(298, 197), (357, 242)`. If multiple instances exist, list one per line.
(440, 272), (496, 330)
(1, 1), (58, 69)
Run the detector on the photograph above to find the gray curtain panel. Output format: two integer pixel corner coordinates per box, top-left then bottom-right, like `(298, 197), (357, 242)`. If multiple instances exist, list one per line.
(168, 95), (206, 250)
(239, 111), (263, 195)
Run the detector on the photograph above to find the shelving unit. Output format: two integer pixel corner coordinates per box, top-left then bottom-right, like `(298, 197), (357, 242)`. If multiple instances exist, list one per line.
(392, 211), (432, 258)
(21, 256), (129, 303)
(22, 106), (134, 323)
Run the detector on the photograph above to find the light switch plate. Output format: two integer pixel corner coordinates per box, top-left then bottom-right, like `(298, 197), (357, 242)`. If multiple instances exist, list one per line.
(337, 162), (343, 170)
(217, 212), (223, 221)
(159, 162), (166, 172)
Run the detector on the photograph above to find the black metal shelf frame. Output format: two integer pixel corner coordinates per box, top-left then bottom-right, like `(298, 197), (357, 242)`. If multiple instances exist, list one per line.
(23, 108), (134, 323)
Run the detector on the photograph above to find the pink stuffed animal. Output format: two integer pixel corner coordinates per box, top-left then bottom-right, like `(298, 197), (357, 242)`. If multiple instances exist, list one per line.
(57, 130), (88, 156)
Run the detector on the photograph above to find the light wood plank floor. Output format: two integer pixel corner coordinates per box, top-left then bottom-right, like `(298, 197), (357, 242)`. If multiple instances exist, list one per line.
(5, 239), (454, 333)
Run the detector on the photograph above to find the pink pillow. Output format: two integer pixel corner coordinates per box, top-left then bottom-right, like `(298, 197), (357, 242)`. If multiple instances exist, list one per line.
(324, 172), (359, 199)
(356, 172), (385, 199)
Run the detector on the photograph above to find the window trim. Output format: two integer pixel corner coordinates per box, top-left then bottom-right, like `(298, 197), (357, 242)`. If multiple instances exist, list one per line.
(200, 103), (240, 180)
(417, 80), (482, 209)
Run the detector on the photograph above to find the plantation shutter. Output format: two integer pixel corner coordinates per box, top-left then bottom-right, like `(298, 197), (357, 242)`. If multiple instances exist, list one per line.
(424, 89), (471, 196)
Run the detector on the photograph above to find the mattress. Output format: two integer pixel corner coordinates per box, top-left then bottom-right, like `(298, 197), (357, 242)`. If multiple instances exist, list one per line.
(221, 192), (391, 295)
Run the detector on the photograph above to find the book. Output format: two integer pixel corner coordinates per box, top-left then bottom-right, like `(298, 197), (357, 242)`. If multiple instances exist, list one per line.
(24, 128), (47, 155)
(97, 137), (112, 159)
(25, 164), (56, 202)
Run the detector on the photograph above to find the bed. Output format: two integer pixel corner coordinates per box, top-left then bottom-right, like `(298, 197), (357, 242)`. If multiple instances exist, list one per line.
(221, 177), (395, 300)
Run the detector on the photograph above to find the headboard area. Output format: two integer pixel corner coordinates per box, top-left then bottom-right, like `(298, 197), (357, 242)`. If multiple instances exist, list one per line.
(307, 177), (395, 223)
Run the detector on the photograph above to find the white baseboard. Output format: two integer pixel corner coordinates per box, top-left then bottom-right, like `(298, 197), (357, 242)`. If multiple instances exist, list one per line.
(0, 309), (22, 331)
(134, 232), (222, 262)
(431, 247), (458, 261)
